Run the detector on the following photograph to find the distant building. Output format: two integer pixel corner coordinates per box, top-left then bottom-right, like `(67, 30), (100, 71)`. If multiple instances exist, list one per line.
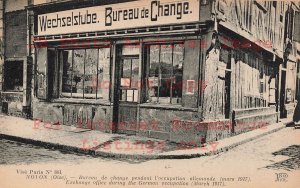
(1, 0), (299, 144)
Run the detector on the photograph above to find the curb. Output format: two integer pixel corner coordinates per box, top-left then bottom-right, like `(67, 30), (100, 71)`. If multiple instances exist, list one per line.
(0, 121), (291, 160)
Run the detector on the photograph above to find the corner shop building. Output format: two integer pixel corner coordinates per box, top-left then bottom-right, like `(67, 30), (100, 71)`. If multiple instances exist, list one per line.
(30, 0), (289, 145)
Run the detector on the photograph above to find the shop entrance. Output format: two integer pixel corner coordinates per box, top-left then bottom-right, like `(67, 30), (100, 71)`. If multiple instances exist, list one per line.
(113, 45), (140, 135)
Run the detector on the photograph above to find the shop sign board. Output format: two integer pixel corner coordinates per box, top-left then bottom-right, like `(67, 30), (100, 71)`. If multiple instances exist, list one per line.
(37, 0), (200, 36)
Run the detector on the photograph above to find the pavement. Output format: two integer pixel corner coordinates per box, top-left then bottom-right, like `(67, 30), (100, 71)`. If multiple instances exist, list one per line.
(0, 114), (293, 160)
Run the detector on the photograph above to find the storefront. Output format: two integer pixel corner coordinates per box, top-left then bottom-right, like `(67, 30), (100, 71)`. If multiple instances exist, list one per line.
(31, 0), (286, 145)
(32, 0), (214, 145)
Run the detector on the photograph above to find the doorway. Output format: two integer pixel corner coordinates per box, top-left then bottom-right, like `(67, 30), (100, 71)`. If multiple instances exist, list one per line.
(112, 45), (140, 135)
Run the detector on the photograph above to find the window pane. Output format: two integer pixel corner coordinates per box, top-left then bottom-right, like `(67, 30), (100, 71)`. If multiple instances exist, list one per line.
(4, 61), (23, 91)
(148, 45), (160, 102)
(149, 46), (160, 77)
(159, 45), (173, 100)
(98, 48), (110, 99)
(122, 59), (132, 78)
(84, 49), (98, 98)
(172, 44), (184, 99)
(121, 59), (132, 88)
(131, 59), (139, 89)
(62, 50), (73, 93)
(73, 49), (85, 97)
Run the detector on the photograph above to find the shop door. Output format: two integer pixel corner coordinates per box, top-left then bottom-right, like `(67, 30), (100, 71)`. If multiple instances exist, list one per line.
(114, 54), (140, 135)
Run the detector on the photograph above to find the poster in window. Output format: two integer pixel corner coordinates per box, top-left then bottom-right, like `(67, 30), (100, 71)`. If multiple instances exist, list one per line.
(186, 80), (195, 94)
(121, 78), (131, 87)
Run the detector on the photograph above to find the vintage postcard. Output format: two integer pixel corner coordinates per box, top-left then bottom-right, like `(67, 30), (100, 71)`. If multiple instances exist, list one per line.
(0, 0), (300, 187)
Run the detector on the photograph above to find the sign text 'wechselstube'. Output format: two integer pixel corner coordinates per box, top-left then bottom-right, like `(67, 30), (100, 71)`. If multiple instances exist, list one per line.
(38, 0), (199, 36)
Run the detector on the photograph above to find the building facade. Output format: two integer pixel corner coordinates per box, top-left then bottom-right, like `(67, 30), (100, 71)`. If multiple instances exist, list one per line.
(1, 0), (300, 145)
(0, 0), (32, 117)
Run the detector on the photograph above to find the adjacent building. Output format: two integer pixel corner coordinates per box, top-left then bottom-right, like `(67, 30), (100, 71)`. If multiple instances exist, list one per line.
(0, 0), (31, 117)
(1, 0), (299, 145)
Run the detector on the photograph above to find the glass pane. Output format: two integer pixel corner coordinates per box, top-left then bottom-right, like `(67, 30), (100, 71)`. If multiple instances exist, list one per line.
(131, 59), (139, 89)
(73, 49), (85, 97)
(122, 59), (132, 78)
(159, 44), (173, 99)
(62, 50), (73, 93)
(121, 59), (132, 88)
(84, 49), (98, 98)
(149, 45), (160, 77)
(172, 44), (184, 99)
(127, 90), (134, 102)
(148, 45), (160, 102)
(120, 89), (127, 101)
(133, 90), (139, 102)
(98, 48), (110, 99)
(4, 61), (23, 91)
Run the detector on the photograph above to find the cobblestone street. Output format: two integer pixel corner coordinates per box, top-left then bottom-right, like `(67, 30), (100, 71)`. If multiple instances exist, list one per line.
(0, 139), (97, 165)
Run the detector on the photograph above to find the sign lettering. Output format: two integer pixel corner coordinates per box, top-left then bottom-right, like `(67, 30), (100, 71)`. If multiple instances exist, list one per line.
(37, 0), (199, 35)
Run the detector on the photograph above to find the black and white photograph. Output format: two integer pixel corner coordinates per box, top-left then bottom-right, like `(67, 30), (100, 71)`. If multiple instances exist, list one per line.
(0, 0), (300, 187)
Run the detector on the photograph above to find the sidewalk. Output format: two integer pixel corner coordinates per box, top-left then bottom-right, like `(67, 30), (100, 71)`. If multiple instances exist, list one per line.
(0, 114), (293, 160)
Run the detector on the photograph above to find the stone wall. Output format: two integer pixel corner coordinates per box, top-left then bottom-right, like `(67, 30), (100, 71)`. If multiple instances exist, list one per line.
(138, 106), (202, 144)
(233, 106), (278, 135)
(1, 92), (23, 116)
(32, 99), (113, 133)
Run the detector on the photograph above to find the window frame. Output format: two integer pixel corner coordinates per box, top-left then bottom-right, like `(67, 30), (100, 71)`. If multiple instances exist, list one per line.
(144, 42), (185, 105)
(59, 47), (111, 100)
(119, 55), (140, 102)
(3, 60), (24, 92)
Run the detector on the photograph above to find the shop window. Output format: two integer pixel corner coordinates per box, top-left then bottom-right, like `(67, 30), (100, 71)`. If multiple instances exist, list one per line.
(146, 44), (184, 104)
(61, 48), (110, 99)
(4, 61), (23, 92)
